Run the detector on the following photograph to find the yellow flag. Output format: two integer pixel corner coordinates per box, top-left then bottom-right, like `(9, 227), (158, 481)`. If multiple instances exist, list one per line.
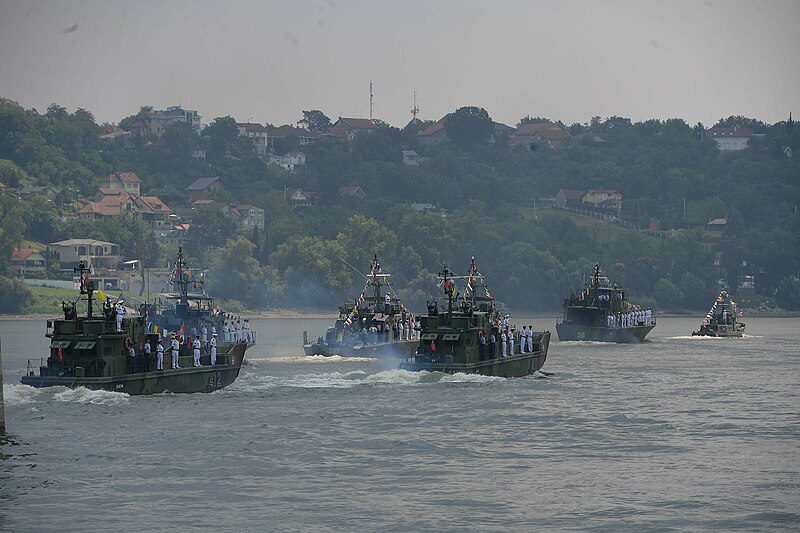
(96, 288), (107, 301)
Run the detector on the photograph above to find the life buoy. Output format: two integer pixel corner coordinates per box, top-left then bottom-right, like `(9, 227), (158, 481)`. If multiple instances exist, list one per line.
(124, 337), (132, 349)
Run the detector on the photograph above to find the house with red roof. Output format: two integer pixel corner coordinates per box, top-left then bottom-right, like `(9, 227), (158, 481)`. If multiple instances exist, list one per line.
(80, 189), (171, 227)
(330, 117), (377, 142)
(416, 115), (450, 145)
(99, 172), (142, 195)
(11, 247), (47, 275)
(509, 123), (572, 149)
(267, 125), (319, 151)
(236, 122), (269, 154)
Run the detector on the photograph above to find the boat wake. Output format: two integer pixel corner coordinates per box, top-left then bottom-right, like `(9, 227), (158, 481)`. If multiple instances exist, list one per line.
(53, 387), (130, 406)
(2, 383), (42, 406)
(233, 368), (504, 391)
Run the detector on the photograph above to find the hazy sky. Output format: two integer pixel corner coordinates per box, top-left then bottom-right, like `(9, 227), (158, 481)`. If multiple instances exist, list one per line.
(1, 0), (797, 129)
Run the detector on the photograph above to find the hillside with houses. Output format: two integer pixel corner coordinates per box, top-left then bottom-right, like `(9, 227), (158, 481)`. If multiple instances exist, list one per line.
(0, 98), (798, 313)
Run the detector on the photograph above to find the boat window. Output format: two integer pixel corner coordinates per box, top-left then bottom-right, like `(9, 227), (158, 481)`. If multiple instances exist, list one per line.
(421, 333), (438, 340)
(50, 340), (71, 348)
(442, 333), (461, 341)
(74, 341), (97, 349)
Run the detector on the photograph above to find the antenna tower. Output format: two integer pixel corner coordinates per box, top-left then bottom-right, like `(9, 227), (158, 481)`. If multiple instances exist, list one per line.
(411, 90), (419, 120)
(369, 80), (374, 120)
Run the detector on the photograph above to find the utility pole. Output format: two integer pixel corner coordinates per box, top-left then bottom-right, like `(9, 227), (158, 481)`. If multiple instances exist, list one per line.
(369, 80), (374, 121)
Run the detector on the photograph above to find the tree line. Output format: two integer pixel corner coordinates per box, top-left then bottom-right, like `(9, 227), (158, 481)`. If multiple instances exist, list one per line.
(0, 97), (798, 313)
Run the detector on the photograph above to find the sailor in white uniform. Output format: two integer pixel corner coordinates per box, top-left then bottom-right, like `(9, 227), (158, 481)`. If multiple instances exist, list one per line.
(527, 326), (534, 353)
(201, 324), (208, 350)
(509, 329), (515, 356)
(156, 339), (164, 370)
(171, 336), (181, 369)
(115, 301), (125, 332)
(501, 329), (508, 357)
(210, 333), (218, 365)
(193, 336), (202, 367)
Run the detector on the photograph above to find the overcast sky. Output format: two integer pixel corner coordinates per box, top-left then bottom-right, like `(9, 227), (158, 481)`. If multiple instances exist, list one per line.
(1, 0), (797, 129)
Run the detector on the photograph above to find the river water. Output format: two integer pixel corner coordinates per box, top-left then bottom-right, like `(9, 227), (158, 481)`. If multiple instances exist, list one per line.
(1, 316), (798, 532)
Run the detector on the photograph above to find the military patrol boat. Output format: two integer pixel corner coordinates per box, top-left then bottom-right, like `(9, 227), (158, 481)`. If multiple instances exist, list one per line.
(556, 263), (655, 343)
(303, 253), (417, 358)
(145, 246), (255, 346)
(21, 261), (249, 394)
(692, 289), (745, 337)
(401, 258), (550, 377)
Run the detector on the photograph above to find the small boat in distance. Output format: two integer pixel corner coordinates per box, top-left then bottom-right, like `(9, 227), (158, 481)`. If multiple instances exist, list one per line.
(21, 260), (250, 395)
(400, 257), (550, 377)
(692, 290), (745, 337)
(303, 253), (418, 358)
(556, 263), (655, 343)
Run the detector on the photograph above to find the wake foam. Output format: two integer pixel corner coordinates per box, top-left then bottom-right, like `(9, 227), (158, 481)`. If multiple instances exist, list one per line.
(2, 383), (42, 406)
(53, 387), (130, 406)
(233, 368), (504, 391)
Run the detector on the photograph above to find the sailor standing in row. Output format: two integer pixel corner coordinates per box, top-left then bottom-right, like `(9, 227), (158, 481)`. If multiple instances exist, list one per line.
(243, 319), (250, 343)
(156, 338), (164, 370)
(210, 332), (218, 365)
(192, 335), (202, 367)
(201, 324), (208, 351)
(171, 335), (181, 369)
(223, 322), (230, 342)
(143, 337), (152, 372)
(527, 326), (534, 353)
(115, 300), (125, 332)
(520, 325), (527, 352)
(501, 328), (508, 357)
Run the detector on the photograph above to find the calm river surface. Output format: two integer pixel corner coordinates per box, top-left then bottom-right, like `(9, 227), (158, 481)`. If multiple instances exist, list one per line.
(1, 316), (798, 532)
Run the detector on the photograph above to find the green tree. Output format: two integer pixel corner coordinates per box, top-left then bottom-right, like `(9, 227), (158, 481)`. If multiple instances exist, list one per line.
(202, 116), (241, 160)
(185, 206), (237, 257)
(207, 237), (285, 309)
(299, 110), (332, 134)
(0, 276), (33, 313)
(654, 278), (684, 310)
(446, 106), (493, 149)
(775, 276), (800, 311)
(0, 194), (25, 274)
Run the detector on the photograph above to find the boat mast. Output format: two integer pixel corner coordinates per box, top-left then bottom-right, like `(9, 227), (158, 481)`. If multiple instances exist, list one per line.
(75, 260), (95, 319)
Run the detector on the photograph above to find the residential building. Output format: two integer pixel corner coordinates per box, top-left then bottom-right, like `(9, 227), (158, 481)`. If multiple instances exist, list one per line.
(17, 186), (57, 200)
(236, 122), (269, 155)
(582, 189), (622, 211)
(98, 125), (130, 142)
(339, 186), (366, 198)
(186, 177), (224, 202)
(222, 203), (265, 232)
(284, 187), (318, 208)
(128, 106), (202, 138)
(706, 126), (753, 151)
(330, 117), (377, 142)
(509, 123), (572, 149)
(79, 190), (171, 227)
(269, 151), (306, 171)
(555, 188), (587, 208)
(416, 115), (450, 145)
(401, 150), (430, 166)
(555, 188), (622, 211)
(267, 125), (319, 150)
(11, 247), (47, 276)
(50, 239), (122, 269)
(98, 172), (142, 195)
